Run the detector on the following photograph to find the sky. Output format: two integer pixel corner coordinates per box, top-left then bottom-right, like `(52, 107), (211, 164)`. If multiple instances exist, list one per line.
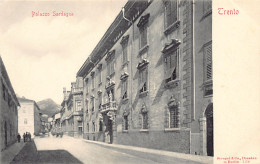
(0, 0), (128, 104)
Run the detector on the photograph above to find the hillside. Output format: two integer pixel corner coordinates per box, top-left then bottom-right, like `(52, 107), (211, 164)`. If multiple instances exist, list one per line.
(37, 99), (61, 117)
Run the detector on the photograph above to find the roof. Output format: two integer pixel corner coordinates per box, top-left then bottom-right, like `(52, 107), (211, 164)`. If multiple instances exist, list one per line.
(77, 0), (151, 77)
(18, 97), (41, 110)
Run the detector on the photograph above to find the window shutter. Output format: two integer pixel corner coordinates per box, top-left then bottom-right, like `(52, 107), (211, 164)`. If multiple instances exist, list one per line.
(205, 43), (212, 81)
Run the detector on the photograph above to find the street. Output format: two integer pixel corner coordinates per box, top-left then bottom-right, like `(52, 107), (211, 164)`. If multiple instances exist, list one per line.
(10, 135), (208, 164)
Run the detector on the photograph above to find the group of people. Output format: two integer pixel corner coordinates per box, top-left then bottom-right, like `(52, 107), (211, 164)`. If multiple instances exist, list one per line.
(23, 132), (32, 142)
(17, 132), (32, 143)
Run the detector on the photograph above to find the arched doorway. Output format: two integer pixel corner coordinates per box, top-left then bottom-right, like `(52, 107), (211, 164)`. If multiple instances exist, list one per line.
(205, 103), (213, 156)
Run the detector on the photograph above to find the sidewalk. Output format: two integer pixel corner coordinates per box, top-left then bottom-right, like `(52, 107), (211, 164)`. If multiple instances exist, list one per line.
(0, 141), (26, 164)
(64, 135), (213, 164)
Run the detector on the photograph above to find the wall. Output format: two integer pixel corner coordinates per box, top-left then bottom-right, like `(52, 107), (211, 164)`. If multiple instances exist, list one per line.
(18, 102), (34, 137)
(0, 78), (18, 151)
(82, 0), (192, 153)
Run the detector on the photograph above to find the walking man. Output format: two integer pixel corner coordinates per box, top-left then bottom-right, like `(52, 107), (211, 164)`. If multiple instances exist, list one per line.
(23, 133), (26, 142)
(17, 133), (21, 143)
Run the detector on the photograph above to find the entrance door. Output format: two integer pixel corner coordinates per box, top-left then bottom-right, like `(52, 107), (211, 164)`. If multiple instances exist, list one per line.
(205, 103), (213, 156)
(78, 127), (82, 137)
(108, 119), (113, 144)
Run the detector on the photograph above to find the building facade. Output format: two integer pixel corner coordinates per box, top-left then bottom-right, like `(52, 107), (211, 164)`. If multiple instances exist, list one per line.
(18, 98), (42, 137)
(77, 0), (212, 156)
(0, 56), (20, 151)
(60, 77), (83, 137)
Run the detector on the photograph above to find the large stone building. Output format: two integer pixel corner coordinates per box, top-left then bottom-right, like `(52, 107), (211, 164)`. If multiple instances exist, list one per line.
(18, 97), (42, 137)
(76, 0), (212, 156)
(60, 77), (83, 137)
(0, 56), (20, 151)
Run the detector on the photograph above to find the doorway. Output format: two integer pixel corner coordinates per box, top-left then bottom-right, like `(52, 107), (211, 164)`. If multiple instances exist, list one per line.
(205, 103), (213, 156)
(108, 119), (113, 144)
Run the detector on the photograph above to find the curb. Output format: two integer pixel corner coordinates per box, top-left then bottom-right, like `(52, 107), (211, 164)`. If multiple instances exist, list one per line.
(65, 136), (213, 164)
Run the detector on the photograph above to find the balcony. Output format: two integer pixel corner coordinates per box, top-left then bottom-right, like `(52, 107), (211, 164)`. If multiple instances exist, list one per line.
(100, 101), (117, 113)
(72, 87), (83, 94)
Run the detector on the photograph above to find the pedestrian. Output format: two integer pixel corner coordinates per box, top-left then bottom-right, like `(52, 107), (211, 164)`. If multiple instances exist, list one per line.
(25, 132), (28, 142)
(17, 133), (21, 143)
(28, 132), (31, 141)
(23, 133), (26, 142)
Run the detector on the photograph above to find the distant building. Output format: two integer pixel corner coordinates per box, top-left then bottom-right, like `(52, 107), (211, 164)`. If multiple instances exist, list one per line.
(60, 77), (83, 137)
(18, 97), (42, 137)
(77, 0), (212, 156)
(0, 56), (20, 151)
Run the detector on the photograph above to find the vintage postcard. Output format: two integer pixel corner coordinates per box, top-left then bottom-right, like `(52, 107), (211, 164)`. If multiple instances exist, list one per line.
(0, 0), (259, 164)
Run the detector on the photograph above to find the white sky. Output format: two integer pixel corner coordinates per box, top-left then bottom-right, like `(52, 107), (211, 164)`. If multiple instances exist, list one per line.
(0, 0), (128, 104)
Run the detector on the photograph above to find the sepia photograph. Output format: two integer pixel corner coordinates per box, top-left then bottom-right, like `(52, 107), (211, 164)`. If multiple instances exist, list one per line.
(0, 0), (259, 164)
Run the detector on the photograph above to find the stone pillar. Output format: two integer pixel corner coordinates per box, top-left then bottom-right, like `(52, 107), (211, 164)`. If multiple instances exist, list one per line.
(112, 119), (117, 144)
(199, 117), (207, 156)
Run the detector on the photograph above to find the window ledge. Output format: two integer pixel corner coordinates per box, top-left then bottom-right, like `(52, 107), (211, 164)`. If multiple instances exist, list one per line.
(122, 98), (129, 104)
(139, 44), (149, 55)
(139, 90), (149, 98)
(122, 130), (128, 133)
(139, 129), (149, 132)
(164, 20), (180, 35)
(122, 61), (129, 68)
(200, 10), (212, 22)
(109, 72), (115, 78)
(164, 128), (180, 132)
(165, 79), (179, 89)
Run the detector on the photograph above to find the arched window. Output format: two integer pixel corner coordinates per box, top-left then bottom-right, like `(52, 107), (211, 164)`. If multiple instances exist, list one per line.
(167, 96), (180, 128)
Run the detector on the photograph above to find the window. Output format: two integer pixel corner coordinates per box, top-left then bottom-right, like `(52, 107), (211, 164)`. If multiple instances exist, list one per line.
(137, 14), (149, 50)
(140, 25), (148, 49)
(142, 113), (148, 129)
(85, 79), (89, 93)
(139, 68), (148, 93)
(107, 89), (115, 102)
(107, 59), (115, 76)
(91, 73), (95, 89)
(203, 42), (212, 96)
(203, 0), (212, 15)
(98, 67), (102, 84)
(120, 35), (129, 65)
(169, 107), (179, 128)
(98, 93), (102, 110)
(204, 42), (212, 82)
(24, 118), (27, 124)
(164, 0), (178, 29)
(99, 121), (103, 131)
(91, 98), (94, 112)
(87, 123), (89, 132)
(85, 100), (88, 114)
(92, 121), (95, 132)
(121, 80), (128, 100)
(76, 101), (82, 111)
(122, 43), (128, 64)
(165, 49), (178, 83)
(123, 115), (128, 130)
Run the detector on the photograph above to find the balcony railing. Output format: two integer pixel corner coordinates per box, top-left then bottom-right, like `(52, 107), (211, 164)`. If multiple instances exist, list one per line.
(100, 101), (117, 113)
(72, 87), (83, 94)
